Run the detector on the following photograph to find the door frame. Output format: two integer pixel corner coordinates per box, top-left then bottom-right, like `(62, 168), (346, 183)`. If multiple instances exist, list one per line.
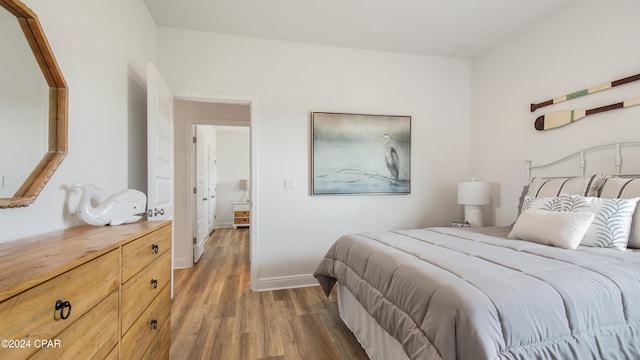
(177, 93), (258, 291)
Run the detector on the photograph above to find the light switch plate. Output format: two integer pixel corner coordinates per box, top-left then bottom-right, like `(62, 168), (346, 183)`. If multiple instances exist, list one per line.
(284, 178), (297, 190)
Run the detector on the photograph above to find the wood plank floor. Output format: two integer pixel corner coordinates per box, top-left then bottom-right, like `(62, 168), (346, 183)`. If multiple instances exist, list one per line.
(170, 228), (369, 360)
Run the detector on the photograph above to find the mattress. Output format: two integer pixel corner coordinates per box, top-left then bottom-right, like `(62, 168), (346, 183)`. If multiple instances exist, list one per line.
(314, 227), (640, 359)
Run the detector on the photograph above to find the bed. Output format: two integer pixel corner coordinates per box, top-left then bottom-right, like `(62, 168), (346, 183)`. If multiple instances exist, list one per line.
(313, 142), (640, 360)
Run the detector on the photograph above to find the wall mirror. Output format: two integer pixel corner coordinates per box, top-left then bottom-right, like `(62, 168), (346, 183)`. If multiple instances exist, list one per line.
(0, 0), (67, 208)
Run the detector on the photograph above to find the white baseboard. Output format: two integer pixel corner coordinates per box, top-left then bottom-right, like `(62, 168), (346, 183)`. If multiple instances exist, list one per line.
(215, 222), (234, 229)
(173, 256), (192, 269)
(257, 274), (318, 291)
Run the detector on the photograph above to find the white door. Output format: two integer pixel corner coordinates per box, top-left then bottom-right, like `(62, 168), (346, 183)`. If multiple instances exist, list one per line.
(194, 126), (208, 263)
(147, 62), (174, 221)
(207, 144), (217, 233)
(146, 63), (174, 295)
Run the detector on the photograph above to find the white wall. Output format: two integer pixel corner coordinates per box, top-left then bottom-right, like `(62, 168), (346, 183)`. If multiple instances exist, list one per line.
(158, 28), (472, 289)
(471, 0), (640, 226)
(0, 0), (157, 243)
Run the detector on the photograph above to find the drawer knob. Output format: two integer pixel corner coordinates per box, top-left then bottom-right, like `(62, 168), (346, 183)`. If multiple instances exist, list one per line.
(151, 244), (159, 254)
(150, 319), (158, 330)
(151, 279), (158, 289)
(55, 300), (72, 320)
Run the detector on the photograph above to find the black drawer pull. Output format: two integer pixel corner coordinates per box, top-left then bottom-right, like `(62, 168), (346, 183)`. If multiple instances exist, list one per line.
(151, 279), (158, 289)
(55, 300), (72, 320)
(151, 244), (159, 254)
(150, 319), (158, 330)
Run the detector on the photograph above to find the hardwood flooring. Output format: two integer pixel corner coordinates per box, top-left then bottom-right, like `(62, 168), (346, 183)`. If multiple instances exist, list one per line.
(170, 228), (369, 360)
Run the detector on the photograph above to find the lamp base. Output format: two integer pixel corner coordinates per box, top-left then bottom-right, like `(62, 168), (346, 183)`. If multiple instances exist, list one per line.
(464, 205), (483, 227)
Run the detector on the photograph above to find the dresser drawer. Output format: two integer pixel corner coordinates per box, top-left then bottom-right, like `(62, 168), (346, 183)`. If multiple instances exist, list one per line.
(121, 284), (171, 360)
(122, 249), (171, 332)
(0, 250), (119, 359)
(234, 211), (250, 217)
(234, 217), (250, 225)
(30, 291), (119, 360)
(122, 225), (171, 282)
(141, 316), (171, 360)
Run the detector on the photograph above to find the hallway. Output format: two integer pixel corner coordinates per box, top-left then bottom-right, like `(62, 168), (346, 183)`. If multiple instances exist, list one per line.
(170, 228), (368, 359)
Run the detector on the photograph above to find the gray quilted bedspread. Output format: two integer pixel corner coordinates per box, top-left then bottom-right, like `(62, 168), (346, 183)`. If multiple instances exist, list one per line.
(313, 227), (640, 360)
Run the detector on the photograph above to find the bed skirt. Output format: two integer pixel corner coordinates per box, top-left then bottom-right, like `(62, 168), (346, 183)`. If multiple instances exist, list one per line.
(338, 282), (410, 360)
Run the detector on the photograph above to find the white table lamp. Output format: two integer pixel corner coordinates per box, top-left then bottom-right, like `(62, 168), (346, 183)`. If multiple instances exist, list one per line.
(457, 180), (490, 227)
(239, 179), (249, 202)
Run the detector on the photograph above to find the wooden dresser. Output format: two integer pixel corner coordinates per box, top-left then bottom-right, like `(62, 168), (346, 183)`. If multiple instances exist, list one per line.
(0, 220), (171, 360)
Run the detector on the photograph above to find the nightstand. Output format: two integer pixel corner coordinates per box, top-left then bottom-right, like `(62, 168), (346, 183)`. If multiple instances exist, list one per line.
(232, 202), (250, 229)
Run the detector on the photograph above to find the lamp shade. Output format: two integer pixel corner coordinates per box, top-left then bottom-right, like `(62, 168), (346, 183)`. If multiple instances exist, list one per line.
(457, 181), (490, 205)
(239, 179), (249, 191)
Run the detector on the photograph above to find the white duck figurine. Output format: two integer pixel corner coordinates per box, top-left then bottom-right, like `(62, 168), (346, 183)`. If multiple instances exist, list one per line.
(74, 183), (147, 226)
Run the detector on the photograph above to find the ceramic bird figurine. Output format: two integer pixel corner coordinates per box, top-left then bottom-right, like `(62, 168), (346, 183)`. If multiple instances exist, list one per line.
(74, 183), (147, 226)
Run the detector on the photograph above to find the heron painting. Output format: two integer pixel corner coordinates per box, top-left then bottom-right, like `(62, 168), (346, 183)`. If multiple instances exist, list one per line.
(312, 112), (411, 195)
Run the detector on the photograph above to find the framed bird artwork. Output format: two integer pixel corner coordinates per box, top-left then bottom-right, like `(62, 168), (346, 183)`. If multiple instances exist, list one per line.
(311, 112), (411, 195)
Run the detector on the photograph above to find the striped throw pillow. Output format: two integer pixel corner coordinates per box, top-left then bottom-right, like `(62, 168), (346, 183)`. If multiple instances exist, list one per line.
(526, 174), (606, 198)
(517, 174), (606, 215)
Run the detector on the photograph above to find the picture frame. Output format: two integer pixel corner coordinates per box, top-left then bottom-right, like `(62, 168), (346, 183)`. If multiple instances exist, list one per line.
(311, 112), (411, 195)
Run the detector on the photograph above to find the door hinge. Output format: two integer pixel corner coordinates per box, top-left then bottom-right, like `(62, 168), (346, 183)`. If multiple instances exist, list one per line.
(193, 187), (197, 194)
(192, 237), (197, 244)
(193, 136), (197, 143)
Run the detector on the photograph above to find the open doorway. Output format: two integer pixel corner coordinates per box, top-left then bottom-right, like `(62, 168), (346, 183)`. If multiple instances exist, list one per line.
(172, 99), (251, 272)
(192, 124), (250, 263)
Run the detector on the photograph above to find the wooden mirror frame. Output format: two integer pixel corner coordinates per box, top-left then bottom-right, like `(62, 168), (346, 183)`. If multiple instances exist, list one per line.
(0, 0), (67, 208)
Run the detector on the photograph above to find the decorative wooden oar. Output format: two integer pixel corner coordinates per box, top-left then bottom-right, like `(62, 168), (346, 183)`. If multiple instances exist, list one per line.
(530, 73), (640, 112)
(535, 97), (640, 130)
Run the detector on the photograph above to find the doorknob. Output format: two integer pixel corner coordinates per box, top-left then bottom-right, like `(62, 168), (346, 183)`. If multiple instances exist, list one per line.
(203, 197), (208, 201)
(148, 208), (165, 217)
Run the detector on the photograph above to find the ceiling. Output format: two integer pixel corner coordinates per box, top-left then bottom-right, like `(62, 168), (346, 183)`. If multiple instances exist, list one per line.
(143, 0), (570, 59)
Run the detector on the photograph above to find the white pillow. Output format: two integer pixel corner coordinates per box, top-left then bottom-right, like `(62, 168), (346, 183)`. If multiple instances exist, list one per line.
(563, 195), (640, 250)
(508, 210), (595, 249)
